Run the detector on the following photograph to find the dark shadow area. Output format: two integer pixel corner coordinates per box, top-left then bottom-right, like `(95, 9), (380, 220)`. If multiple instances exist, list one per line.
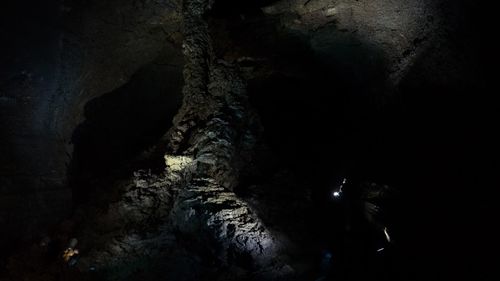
(1, 1), (496, 280)
(211, 0), (281, 17)
(246, 41), (395, 281)
(369, 53), (497, 281)
(363, 4), (497, 280)
(0, 0), (66, 267)
(215, 3), (496, 281)
(69, 61), (183, 203)
(215, 10), (398, 280)
(248, 43), (388, 181)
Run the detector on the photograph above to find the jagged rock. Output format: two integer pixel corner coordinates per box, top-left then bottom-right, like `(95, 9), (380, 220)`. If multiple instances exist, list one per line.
(163, 0), (294, 278)
(2, 1), (489, 281)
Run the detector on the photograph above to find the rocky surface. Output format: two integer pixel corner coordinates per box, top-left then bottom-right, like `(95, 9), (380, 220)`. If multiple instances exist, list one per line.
(73, 0), (300, 278)
(263, 0), (439, 85)
(1, 1), (495, 280)
(2, 1), (307, 280)
(0, 0), (184, 253)
(0, 0), (457, 250)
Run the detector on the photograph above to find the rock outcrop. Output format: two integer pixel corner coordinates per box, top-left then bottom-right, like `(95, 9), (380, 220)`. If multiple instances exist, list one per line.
(43, 1), (295, 280)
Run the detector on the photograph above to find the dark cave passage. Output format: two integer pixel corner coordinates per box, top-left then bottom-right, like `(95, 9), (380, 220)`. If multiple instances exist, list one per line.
(206, 7), (404, 278)
(243, 36), (400, 281)
(209, 2), (392, 183)
(233, 6), (497, 278)
(1, 1), (496, 281)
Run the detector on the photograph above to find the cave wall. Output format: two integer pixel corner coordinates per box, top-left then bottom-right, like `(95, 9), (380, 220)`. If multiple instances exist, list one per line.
(206, 0), (476, 180)
(0, 0), (184, 251)
(0, 0), (496, 279)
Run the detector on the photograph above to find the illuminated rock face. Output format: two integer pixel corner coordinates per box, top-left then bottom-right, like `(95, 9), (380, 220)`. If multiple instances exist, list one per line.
(1, 1), (492, 280)
(7, 1), (294, 279)
(264, 0), (439, 85)
(0, 0), (442, 249)
(168, 1), (288, 267)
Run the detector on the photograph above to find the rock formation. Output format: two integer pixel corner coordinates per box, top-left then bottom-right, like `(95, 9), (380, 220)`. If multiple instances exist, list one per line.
(1, 1), (494, 281)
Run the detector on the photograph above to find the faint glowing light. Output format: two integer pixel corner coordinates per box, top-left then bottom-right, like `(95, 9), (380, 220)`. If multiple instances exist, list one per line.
(377, 247), (385, 252)
(384, 227), (391, 243)
(324, 251), (333, 259)
(62, 248), (79, 263)
(325, 7), (337, 17)
(332, 178), (347, 199)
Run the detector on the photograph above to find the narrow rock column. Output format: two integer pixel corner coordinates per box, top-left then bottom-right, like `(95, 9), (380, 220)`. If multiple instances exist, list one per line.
(167, 0), (214, 152)
(165, 0), (292, 276)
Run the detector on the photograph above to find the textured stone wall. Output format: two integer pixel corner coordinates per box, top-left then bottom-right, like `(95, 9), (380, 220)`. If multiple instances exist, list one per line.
(1, 1), (493, 280)
(0, 0), (183, 252)
(64, 1), (295, 279)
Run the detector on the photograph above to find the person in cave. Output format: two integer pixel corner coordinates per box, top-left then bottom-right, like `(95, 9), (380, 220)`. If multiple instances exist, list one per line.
(315, 176), (394, 280)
